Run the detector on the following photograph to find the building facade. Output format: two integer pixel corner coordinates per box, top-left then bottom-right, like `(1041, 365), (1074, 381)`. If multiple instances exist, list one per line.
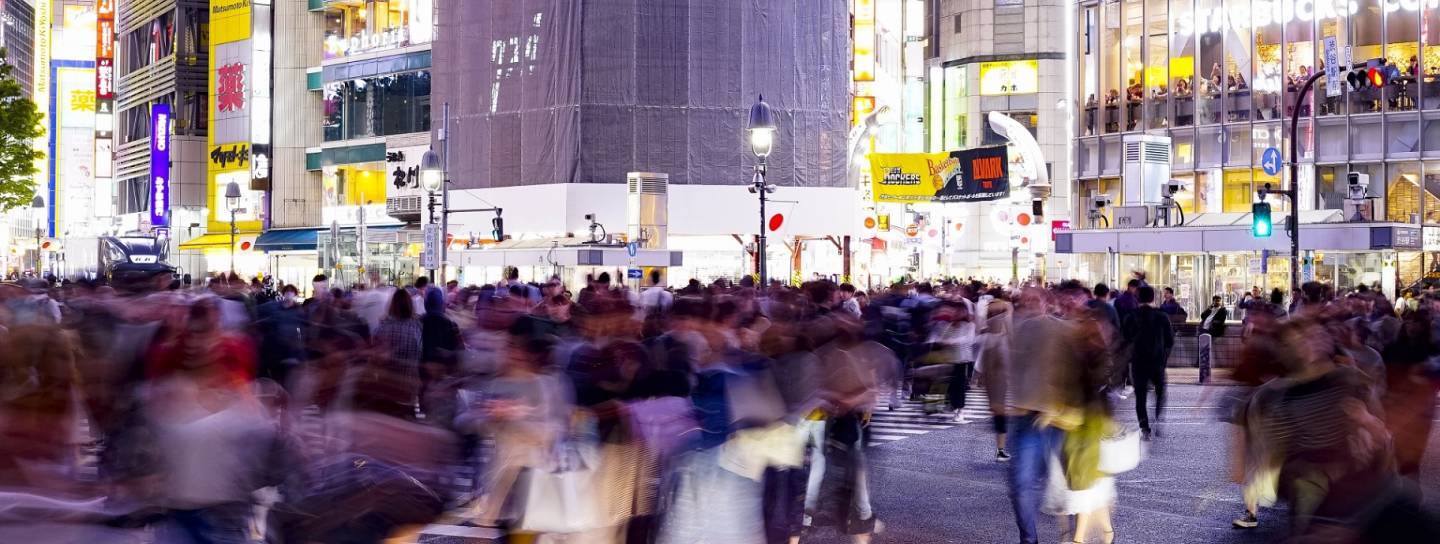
(114, 0), (209, 274)
(1067, 0), (1440, 309)
(430, 0), (853, 286)
(306, 0), (434, 287)
(924, 0), (1072, 281)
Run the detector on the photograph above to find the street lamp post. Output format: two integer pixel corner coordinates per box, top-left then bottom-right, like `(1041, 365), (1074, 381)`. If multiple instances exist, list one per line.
(30, 195), (44, 277)
(421, 146), (444, 282)
(747, 95), (777, 284)
(225, 181), (241, 276)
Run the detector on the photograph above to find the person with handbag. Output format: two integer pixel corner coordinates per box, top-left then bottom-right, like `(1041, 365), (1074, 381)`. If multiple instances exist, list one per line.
(1043, 303), (1120, 544)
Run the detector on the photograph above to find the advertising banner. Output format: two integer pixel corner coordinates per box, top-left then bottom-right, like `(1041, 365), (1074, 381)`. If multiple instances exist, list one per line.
(149, 104), (171, 227)
(869, 146), (1010, 203)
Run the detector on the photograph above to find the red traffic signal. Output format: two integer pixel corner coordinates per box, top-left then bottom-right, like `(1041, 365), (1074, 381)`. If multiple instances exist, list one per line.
(1368, 67), (1384, 87)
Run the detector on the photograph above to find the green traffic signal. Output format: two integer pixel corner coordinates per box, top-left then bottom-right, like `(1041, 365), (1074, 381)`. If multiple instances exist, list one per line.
(1252, 202), (1272, 238)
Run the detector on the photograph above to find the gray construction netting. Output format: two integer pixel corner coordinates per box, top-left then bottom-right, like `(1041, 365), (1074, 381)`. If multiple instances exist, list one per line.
(434, 0), (851, 189)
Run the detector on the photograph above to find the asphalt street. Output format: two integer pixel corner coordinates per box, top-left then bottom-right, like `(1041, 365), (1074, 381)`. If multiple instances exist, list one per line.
(805, 384), (1440, 544)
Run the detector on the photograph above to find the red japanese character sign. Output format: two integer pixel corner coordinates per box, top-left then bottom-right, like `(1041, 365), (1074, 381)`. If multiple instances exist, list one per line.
(216, 63), (247, 113)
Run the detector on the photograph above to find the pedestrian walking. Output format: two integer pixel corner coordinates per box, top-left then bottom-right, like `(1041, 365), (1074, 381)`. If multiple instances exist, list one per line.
(1120, 285), (1174, 440)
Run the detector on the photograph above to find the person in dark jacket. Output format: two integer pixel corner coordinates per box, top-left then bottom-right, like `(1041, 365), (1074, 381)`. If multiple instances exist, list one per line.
(1121, 285), (1175, 439)
(1113, 279), (1141, 324)
(255, 284), (306, 387)
(1199, 295), (1229, 337)
(420, 286), (462, 418)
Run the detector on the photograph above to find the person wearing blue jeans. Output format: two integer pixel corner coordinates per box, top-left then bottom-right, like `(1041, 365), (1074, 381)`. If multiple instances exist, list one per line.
(1007, 412), (1063, 544)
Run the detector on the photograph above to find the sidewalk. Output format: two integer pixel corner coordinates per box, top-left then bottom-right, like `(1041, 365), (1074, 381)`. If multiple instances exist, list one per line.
(1166, 367), (1239, 385)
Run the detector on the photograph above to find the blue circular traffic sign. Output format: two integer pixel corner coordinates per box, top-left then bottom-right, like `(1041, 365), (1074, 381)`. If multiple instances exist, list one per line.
(1261, 147), (1282, 176)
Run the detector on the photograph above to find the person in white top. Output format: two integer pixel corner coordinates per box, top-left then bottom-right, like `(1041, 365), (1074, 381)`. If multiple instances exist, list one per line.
(837, 283), (862, 317)
(639, 269), (673, 315)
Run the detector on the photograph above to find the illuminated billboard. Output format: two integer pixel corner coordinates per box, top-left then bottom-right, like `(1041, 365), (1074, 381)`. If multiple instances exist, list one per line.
(978, 60), (1040, 96)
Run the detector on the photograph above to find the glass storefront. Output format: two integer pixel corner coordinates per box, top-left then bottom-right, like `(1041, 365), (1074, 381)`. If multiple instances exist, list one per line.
(1073, 0), (1440, 287)
(323, 70), (432, 141)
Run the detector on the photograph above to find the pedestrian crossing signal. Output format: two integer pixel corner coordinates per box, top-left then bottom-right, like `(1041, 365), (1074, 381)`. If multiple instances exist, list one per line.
(1252, 202), (1272, 238)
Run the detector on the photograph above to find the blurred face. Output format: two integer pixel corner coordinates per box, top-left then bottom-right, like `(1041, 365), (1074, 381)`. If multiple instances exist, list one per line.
(548, 301), (571, 323)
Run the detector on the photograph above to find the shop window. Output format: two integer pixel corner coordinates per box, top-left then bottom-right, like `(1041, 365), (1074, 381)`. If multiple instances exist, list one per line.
(1387, 163), (1423, 223)
(1169, 0), (1195, 127)
(1196, 0), (1224, 124)
(1172, 173), (1197, 214)
(1350, 1), (1383, 113)
(1195, 169), (1220, 212)
(1284, 1), (1316, 120)
(1144, 0), (1168, 129)
(1352, 115), (1384, 160)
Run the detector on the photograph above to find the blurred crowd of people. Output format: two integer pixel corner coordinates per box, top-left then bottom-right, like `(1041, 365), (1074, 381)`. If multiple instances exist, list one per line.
(0, 268), (1437, 544)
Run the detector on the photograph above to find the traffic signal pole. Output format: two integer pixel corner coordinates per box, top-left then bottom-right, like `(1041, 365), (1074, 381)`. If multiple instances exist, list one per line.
(1281, 61), (1374, 294)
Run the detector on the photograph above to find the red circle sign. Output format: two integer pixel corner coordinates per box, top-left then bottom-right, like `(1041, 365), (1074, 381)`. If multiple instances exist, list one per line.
(1017, 213), (1032, 226)
(863, 217), (877, 229)
(240, 241), (253, 251)
(768, 213), (785, 231)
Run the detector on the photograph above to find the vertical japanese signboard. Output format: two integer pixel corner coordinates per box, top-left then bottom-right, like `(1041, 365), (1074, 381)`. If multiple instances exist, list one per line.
(96, 0), (115, 218)
(149, 104), (171, 227)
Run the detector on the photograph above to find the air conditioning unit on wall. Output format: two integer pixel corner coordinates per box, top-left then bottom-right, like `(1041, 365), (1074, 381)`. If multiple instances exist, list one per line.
(1122, 134), (1172, 207)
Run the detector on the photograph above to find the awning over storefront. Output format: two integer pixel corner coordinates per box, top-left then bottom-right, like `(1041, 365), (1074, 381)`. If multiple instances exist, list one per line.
(1056, 212), (1421, 254)
(179, 234), (232, 250)
(179, 233), (260, 251)
(255, 229), (320, 252)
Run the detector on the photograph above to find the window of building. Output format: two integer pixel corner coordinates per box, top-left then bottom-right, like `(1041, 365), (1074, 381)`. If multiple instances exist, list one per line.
(1351, 0), (1383, 113)
(1423, 7), (1440, 109)
(1353, 115), (1384, 159)
(1387, 162), (1423, 223)
(1420, 161), (1440, 223)
(1224, 7), (1252, 122)
(944, 65), (967, 148)
(1316, 165), (1344, 211)
(1254, 7), (1282, 121)
(1170, 0), (1195, 127)
(1144, 0), (1167, 129)
(1197, 125), (1223, 168)
(1221, 168), (1252, 212)
(1387, 2), (1420, 112)
(1081, 6), (1100, 135)
(1227, 124), (1252, 166)
(1173, 128), (1195, 170)
(1422, 113), (1440, 156)
(1121, 0), (1143, 130)
(1195, 0), (1224, 124)
(1100, 0), (1123, 133)
(121, 13), (175, 75)
(323, 0), (434, 60)
(323, 70), (432, 142)
(1284, 0), (1316, 120)
(1352, 162), (1386, 218)
(1390, 116), (1420, 156)
(954, 13), (963, 34)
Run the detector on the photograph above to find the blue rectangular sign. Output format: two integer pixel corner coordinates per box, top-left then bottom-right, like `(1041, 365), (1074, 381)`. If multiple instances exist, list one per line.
(149, 103), (171, 227)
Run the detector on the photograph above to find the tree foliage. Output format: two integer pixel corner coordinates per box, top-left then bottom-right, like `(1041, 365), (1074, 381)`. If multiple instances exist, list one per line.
(0, 47), (45, 212)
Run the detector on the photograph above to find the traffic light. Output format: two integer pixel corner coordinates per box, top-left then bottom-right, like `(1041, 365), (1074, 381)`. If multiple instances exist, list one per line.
(491, 216), (505, 241)
(1252, 202), (1272, 238)
(1347, 58), (1399, 91)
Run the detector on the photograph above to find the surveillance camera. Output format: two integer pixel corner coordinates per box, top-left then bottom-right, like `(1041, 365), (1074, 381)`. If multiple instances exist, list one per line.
(1091, 194), (1112, 209)
(585, 213), (596, 221)
(1347, 172), (1370, 199)
(1163, 178), (1189, 197)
